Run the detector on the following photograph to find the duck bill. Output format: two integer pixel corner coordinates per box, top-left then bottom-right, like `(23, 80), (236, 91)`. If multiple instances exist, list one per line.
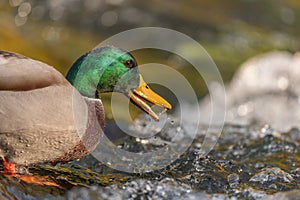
(128, 75), (172, 121)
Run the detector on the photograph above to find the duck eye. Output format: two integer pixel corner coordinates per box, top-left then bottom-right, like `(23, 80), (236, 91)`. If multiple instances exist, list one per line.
(123, 60), (134, 68)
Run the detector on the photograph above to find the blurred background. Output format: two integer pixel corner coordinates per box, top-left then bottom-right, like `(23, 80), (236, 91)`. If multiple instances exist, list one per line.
(1, 0), (299, 119)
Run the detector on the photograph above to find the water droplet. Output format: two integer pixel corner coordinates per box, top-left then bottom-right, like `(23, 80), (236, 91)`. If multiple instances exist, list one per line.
(194, 143), (201, 149)
(140, 139), (149, 144)
(158, 108), (167, 116)
(227, 173), (239, 188)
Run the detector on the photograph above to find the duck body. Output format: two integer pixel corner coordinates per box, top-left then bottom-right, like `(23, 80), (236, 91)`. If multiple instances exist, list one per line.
(0, 46), (171, 171)
(0, 51), (104, 166)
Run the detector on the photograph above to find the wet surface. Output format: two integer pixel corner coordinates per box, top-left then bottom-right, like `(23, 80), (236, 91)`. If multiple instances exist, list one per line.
(0, 120), (299, 199)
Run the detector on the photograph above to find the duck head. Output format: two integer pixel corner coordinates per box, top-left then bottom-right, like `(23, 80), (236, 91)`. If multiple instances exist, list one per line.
(66, 46), (171, 121)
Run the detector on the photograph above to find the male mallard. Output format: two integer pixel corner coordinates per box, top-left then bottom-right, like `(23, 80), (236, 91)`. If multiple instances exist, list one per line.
(0, 47), (171, 182)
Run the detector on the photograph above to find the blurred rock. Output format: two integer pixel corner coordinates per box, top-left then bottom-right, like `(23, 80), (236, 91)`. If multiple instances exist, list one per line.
(268, 190), (300, 200)
(227, 173), (240, 188)
(250, 167), (294, 186)
(198, 51), (300, 131)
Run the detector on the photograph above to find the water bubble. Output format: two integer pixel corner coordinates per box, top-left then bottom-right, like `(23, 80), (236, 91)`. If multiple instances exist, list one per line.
(15, 15), (27, 26)
(18, 2), (31, 17)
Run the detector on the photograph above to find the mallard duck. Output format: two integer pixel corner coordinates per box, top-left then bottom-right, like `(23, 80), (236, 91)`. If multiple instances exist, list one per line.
(0, 47), (171, 182)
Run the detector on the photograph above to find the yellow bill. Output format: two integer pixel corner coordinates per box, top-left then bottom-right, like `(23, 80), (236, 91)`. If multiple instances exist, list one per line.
(128, 75), (172, 121)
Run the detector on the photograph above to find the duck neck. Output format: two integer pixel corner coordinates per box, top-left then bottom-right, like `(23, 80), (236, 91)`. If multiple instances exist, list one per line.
(66, 54), (110, 98)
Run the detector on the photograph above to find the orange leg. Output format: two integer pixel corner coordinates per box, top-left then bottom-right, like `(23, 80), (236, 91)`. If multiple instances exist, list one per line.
(2, 159), (16, 174)
(1, 159), (60, 187)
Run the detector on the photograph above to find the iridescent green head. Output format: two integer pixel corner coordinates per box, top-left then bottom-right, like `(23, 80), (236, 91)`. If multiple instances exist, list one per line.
(66, 46), (171, 121)
(66, 46), (139, 97)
